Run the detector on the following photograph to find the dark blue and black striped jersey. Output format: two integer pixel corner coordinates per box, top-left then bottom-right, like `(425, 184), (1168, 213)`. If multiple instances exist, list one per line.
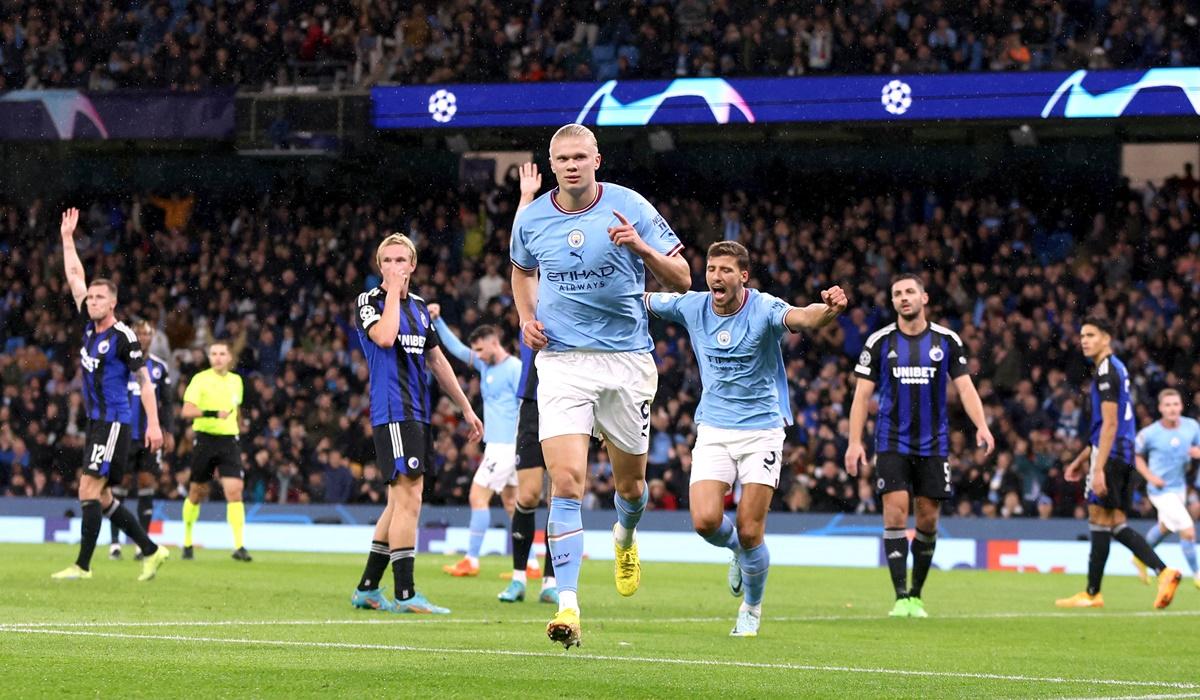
(516, 330), (538, 401)
(355, 287), (441, 426)
(79, 306), (145, 424)
(127, 354), (172, 440)
(853, 322), (970, 457)
(1089, 353), (1136, 463)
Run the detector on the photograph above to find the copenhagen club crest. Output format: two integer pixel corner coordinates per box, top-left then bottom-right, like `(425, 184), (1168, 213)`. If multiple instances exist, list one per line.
(929, 346), (944, 362)
(567, 229), (585, 248)
(97, 340), (110, 354)
(716, 330), (732, 347)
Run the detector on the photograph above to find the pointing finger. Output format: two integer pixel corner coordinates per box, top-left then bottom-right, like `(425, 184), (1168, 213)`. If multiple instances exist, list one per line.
(612, 210), (630, 227)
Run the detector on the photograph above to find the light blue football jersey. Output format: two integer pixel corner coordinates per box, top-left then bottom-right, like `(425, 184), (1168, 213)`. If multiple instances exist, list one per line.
(510, 183), (683, 353)
(1135, 417), (1200, 497)
(647, 288), (793, 430)
(433, 316), (522, 444)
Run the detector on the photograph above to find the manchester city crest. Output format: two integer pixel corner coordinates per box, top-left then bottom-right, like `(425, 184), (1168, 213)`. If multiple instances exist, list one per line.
(567, 229), (585, 248)
(717, 330), (732, 347)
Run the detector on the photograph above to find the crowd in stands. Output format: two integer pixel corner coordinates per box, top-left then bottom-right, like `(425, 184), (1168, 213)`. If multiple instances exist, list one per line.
(1, 163), (1199, 523)
(1, 0), (1196, 91)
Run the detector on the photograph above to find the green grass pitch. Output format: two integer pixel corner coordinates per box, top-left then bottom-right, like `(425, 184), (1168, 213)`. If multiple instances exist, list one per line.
(1, 543), (1197, 698)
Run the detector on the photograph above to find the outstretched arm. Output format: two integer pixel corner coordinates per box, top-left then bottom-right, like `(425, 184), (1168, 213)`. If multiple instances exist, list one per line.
(428, 306), (480, 371)
(60, 208), (87, 309)
(784, 286), (848, 331)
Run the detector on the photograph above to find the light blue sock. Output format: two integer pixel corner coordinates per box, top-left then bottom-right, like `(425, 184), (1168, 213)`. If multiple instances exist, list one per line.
(547, 497), (584, 595)
(467, 508), (489, 560)
(614, 483), (649, 546)
(740, 542), (770, 606)
(1145, 523), (1164, 548)
(702, 515), (741, 553)
(1182, 539), (1198, 576)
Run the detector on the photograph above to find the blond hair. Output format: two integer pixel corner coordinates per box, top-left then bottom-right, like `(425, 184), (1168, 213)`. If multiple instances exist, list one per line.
(375, 233), (418, 268)
(550, 123), (598, 153)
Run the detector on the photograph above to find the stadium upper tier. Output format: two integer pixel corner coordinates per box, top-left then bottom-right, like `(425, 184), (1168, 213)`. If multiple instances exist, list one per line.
(0, 0), (1196, 91)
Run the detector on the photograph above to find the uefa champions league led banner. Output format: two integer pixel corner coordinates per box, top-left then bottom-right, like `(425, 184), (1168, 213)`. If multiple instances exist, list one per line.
(372, 68), (1200, 129)
(0, 89), (235, 140)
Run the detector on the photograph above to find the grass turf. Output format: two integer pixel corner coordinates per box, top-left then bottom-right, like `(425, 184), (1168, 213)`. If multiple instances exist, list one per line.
(1, 543), (1197, 698)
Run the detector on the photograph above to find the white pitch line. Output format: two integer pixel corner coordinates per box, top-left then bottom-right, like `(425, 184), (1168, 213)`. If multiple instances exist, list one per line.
(3, 609), (1198, 629)
(1056, 694), (1200, 700)
(2, 627), (1197, 691)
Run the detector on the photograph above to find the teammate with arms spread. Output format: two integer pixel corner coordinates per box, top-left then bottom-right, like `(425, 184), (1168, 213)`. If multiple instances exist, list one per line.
(511, 125), (690, 647)
(110, 320), (175, 561)
(350, 233), (483, 614)
(180, 340), (251, 562)
(647, 241), (847, 636)
(52, 207), (171, 582)
(1056, 319), (1181, 609)
(846, 274), (994, 618)
(1132, 389), (1200, 589)
(428, 312), (521, 578)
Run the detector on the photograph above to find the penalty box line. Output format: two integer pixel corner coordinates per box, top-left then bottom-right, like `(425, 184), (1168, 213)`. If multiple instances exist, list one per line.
(1, 627), (1197, 691)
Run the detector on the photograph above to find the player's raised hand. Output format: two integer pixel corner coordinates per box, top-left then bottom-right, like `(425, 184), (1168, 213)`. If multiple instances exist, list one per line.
(427, 303), (442, 321)
(821, 285), (849, 314)
(145, 424), (163, 452)
(844, 442), (869, 477)
(608, 210), (649, 255)
(519, 162), (541, 197)
(977, 426), (995, 455)
(464, 410), (484, 443)
(521, 319), (548, 351)
(60, 208), (79, 238)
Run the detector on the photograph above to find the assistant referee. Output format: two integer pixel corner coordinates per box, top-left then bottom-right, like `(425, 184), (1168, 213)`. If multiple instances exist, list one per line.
(180, 340), (251, 562)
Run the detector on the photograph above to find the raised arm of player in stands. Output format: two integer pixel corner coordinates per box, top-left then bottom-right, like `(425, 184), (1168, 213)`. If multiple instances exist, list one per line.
(845, 378), (875, 477)
(59, 208), (87, 309)
(426, 346), (484, 442)
(784, 285), (848, 331)
(952, 375), (996, 455)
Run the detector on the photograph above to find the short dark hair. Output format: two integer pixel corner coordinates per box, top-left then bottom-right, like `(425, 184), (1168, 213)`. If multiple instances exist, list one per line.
(890, 273), (925, 291)
(89, 278), (118, 297)
(1081, 316), (1114, 337)
(707, 241), (750, 271)
(468, 325), (499, 344)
